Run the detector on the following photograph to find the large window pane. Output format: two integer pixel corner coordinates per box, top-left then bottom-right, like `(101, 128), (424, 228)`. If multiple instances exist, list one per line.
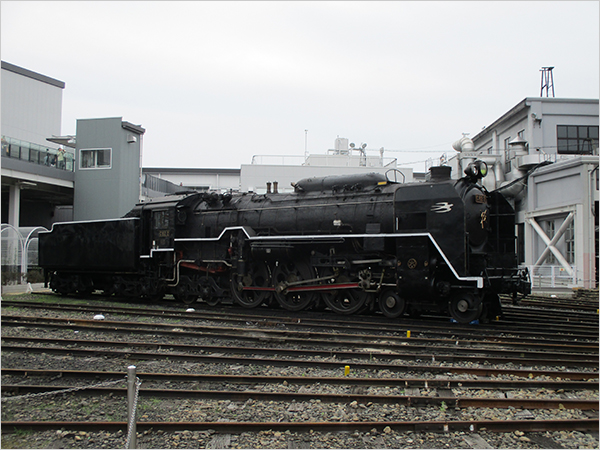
(80, 148), (111, 169)
(97, 149), (111, 167)
(557, 125), (599, 155)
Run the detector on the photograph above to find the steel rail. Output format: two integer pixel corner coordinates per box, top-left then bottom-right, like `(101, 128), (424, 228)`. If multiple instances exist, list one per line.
(1, 343), (597, 380)
(502, 301), (600, 314)
(3, 384), (598, 411)
(501, 296), (599, 312)
(3, 300), (598, 342)
(2, 314), (598, 357)
(2, 333), (598, 369)
(1, 419), (598, 434)
(2, 368), (596, 390)
(501, 309), (599, 325)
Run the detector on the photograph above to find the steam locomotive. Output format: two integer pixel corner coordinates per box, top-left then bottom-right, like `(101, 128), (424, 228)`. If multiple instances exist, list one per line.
(39, 161), (530, 323)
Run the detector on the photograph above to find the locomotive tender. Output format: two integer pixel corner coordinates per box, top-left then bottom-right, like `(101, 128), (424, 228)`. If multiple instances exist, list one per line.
(39, 161), (530, 323)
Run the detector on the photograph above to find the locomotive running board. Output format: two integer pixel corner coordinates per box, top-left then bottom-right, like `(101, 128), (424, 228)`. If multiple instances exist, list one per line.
(176, 226), (484, 289)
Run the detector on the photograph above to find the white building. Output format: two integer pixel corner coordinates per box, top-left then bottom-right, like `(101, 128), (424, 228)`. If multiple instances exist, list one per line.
(449, 97), (598, 289)
(241, 138), (410, 194)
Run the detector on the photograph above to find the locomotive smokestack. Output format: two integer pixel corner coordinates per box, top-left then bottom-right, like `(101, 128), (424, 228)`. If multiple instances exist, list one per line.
(266, 182), (272, 194)
(429, 166), (452, 182)
(273, 181), (278, 194)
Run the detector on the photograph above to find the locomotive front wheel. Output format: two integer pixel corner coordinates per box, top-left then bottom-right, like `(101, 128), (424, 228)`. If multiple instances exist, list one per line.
(230, 261), (271, 308)
(272, 261), (317, 311)
(378, 289), (407, 318)
(448, 293), (483, 324)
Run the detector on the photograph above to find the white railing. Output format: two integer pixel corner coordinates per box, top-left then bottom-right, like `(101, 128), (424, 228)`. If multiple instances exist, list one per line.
(251, 154), (307, 165)
(525, 264), (578, 288)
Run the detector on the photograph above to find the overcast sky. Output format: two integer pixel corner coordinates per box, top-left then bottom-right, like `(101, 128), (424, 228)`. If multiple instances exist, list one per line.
(2, 1), (598, 170)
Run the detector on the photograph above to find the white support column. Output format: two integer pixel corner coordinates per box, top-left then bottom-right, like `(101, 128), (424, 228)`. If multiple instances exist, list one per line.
(8, 184), (21, 227)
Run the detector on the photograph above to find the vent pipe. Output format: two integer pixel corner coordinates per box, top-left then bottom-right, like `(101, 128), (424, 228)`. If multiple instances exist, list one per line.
(452, 136), (474, 153)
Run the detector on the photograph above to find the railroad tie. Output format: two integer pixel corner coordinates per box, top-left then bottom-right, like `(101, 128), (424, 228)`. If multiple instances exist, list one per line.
(463, 434), (494, 449)
(527, 435), (566, 449)
(207, 434), (231, 449)
(287, 440), (312, 449)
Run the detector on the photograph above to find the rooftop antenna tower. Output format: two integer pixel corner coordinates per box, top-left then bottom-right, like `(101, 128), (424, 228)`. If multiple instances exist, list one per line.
(540, 66), (555, 97)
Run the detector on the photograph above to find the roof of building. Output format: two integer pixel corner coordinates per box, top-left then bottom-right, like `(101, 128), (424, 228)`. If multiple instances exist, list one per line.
(472, 97), (599, 142)
(1, 60), (65, 89)
(143, 167), (241, 175)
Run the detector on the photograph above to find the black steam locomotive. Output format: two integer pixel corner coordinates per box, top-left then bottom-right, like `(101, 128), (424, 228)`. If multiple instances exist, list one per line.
(39, 161), (530, 323)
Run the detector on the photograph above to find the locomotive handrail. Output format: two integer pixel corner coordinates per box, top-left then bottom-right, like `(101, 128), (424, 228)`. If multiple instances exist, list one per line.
(40, 217), (139, 234)
(385, 169), (406, 183)
(175, 227), (484, 289)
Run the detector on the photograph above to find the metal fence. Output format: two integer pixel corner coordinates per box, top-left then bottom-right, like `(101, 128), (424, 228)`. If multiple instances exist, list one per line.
(1, 224), (48, 285)
(525, 264), (578, 288)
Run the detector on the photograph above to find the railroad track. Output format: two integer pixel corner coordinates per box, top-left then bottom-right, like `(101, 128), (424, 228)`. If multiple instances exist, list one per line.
(3, 368), (598, 410)
(501, 291), (599, 312)
(2, 334), (599, 374)
(3, 419), (598, 434)
(3, 298), (599, 342)
(3, 314), (599, 371)
(2, 293), (598, 449)
(3, 368), (597, 390)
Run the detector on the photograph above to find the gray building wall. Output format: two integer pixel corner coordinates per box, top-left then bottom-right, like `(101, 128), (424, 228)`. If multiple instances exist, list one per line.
(1, 61), (64, 147)
(142, 167), (241, 193)
(74, 117), (145, 221)
(1, 61), (73, 229)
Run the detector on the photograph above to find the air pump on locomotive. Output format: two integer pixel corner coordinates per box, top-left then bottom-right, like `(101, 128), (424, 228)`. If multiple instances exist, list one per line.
(39, 160), (530, 323)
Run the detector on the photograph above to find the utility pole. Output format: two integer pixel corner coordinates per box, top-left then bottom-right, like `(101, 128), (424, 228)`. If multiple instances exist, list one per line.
(304, 129), (308, 160)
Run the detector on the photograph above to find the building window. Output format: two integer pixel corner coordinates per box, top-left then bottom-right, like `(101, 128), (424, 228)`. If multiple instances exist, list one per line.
(504, 137), (511, 150)
(557, 125), (599, 155)
(565, 221), (575, 264)
(545, 221), (556, 264)
(80, 148), (111, 169)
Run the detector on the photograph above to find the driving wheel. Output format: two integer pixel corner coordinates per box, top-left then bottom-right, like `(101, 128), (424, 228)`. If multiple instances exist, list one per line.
(272, 260), (317, 311)
(230, 261), (271, 308)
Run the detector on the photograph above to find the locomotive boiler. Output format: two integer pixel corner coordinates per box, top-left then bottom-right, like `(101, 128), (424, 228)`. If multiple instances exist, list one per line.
(39, 161), (530, 323)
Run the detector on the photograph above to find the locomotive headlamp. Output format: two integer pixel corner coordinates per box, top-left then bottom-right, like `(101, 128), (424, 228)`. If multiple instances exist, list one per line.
(478, 161), (488, 177)
(464, 160), (488, 179)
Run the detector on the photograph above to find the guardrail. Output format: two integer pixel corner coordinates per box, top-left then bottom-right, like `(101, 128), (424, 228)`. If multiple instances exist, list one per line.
(2, 135), (75, 172)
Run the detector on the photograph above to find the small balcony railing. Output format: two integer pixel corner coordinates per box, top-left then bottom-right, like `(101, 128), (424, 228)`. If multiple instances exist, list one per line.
(2, 135), (75, 172)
